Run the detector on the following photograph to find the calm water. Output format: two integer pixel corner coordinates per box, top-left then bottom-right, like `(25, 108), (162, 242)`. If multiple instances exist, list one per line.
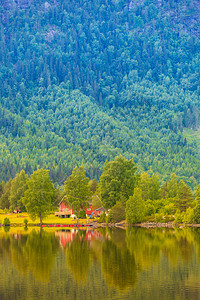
(0, 226), (200, 300)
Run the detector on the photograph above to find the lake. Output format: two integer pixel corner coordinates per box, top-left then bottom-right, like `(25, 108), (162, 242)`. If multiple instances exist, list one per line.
(0, 226), (200, 299)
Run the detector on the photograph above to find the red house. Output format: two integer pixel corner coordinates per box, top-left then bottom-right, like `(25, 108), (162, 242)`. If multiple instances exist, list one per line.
(55, 198), (105, 218)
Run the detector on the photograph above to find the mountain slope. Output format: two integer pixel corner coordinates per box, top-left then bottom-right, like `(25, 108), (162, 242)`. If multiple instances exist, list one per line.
(0, 0), (200, 187)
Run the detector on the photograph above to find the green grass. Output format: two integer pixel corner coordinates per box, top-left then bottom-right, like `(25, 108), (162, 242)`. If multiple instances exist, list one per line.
(0, 212), (95, 226)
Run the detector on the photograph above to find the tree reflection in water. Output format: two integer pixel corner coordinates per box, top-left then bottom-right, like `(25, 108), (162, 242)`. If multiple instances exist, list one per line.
(0, 229), (60, 282)
(65, 231), (91, 284)
(0, 227), (200, 298)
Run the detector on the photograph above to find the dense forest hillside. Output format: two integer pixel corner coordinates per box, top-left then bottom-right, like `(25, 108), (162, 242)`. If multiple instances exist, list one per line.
(0, 0), (200, 186)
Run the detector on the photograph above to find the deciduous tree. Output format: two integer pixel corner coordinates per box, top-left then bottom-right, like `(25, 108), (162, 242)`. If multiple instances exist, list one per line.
(64, 166), (90, 217)
(23, 169), (54, 226)
(100, 155), (138, 209)
(126, 188), (145, 224)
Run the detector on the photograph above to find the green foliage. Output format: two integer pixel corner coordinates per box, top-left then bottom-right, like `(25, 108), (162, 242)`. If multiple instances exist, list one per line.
(138, 173), (160, 201)
(78, 210), (86, 219)
(89, 179), (99, 195)
(162, 203), (176, 216)
(64, 166), (90, 216)
(107, 201), (126, 223)
(0, 180), (11, 209)
(100, 155), (137, 209)
(24, 219), (28, 226)
(23, 169), (54, 225)
(91, 194), (102, 210)
(145, 202), (155, 216)
(174, 210), (184, 224)
(154, 213), (163, 223)
(126, 188), (145, 224)
(0, 1), (199, 187)
(9, 170), (28, 211)
(3, 217), (10, 226)
(98, 212), (107, 223)
(182, 207), (194, 224)
(192, 204), (200, 224)
(176, 180), (194, 211)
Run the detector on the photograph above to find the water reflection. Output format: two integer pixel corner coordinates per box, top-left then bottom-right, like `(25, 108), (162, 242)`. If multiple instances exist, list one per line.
(0, 229), (60, 281)
(0, 227), (200, 299)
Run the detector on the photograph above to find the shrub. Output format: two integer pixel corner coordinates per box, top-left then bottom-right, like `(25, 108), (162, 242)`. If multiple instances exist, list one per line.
(107, 201), (126, 223)
(3, 217), (10, 226)
(78, 210), (86, 219)
(162, 203), (176, 216)
(155, 213), (163, 223)
(98, 212), (106, 223)
(174, 209), (184, 224)
(24, 218), (28, 226)
(145, 203), (155, 216)
(126, 188), (145, 224)
(192, 204), (200, 224)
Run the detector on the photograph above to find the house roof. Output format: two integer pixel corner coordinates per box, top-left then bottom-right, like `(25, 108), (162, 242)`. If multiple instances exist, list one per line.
(95, 207), (106, 212)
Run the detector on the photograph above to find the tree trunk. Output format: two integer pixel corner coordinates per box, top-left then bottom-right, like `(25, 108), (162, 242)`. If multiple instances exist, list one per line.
(40, 213), (42, 228)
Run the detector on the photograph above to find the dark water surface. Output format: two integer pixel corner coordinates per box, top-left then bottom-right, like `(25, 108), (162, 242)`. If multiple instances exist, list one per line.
(0, 226), (200, 300)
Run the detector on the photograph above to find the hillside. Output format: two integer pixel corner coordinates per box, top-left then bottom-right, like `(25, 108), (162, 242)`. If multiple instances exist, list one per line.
(0, 0), (200, 186)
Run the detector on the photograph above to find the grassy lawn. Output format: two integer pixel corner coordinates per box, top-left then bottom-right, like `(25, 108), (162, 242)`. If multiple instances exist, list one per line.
(0, 212), (95, 226)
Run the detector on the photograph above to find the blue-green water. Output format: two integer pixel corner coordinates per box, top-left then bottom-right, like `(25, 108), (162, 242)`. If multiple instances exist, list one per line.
(0, 227), (200, 300)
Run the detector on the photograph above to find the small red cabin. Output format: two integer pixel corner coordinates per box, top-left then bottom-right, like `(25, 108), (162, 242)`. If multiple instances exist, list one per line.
(55, 198), (105, 218)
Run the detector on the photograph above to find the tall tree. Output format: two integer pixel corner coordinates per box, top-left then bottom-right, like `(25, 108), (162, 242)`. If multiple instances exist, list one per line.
(9, 170), (28, 211)
(161, 174), (179, 199)
(23, 169), (54, 226)
(176, 180), (193, 211)
(126, 188), (145, 224)
(64, 166), (90, 217)
(100, 155), (138, 209)
(138, 172), (160, 201)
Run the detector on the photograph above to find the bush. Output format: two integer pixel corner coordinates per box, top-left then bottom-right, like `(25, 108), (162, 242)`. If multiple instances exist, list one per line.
(78, 210), (86, 219)
(155, 213), (163, 223)
(98, 212), (106, 223)
(107, 201), (126, 223)
(24, 218), (28, 226)
(126, 188), (145, 224)
(192, 204), (200, 224)
(174, 209), (184, 224)
(162, 203), (176, 216)
(145, 203), (155, 216)
(3, 217), (10, 226)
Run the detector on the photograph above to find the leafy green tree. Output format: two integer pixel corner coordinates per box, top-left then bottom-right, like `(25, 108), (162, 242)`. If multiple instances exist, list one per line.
(88, 179), (99, 195)
(9, 170), (28, 211)
(100, 155), (138, 209)
(64, 166), (90, 217)
(126, 188), (145, 224)
(176, 180), (193, 211)
(0, 180), (11, 209)
(138, 172), (160, 201)
(107, 201), (126, 223)
(161, 174), (179, 199)
(195, 181), (200, 202)
(193, 204), (200, 224)
(23, 169), (54, 226)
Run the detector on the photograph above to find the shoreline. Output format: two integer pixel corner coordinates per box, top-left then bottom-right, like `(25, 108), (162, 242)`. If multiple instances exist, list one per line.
(2, 221), (200, 229)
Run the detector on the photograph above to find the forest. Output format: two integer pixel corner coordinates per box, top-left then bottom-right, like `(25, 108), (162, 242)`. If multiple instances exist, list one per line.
(0, 0), (200, 187)
(0, 156), (200, 225)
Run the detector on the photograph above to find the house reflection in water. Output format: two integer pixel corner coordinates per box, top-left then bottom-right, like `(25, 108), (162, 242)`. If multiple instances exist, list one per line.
(55, 229), (103, 248)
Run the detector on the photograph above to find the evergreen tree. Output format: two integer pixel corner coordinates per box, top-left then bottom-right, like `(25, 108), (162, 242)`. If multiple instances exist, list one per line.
(176, 180), (194, 212)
